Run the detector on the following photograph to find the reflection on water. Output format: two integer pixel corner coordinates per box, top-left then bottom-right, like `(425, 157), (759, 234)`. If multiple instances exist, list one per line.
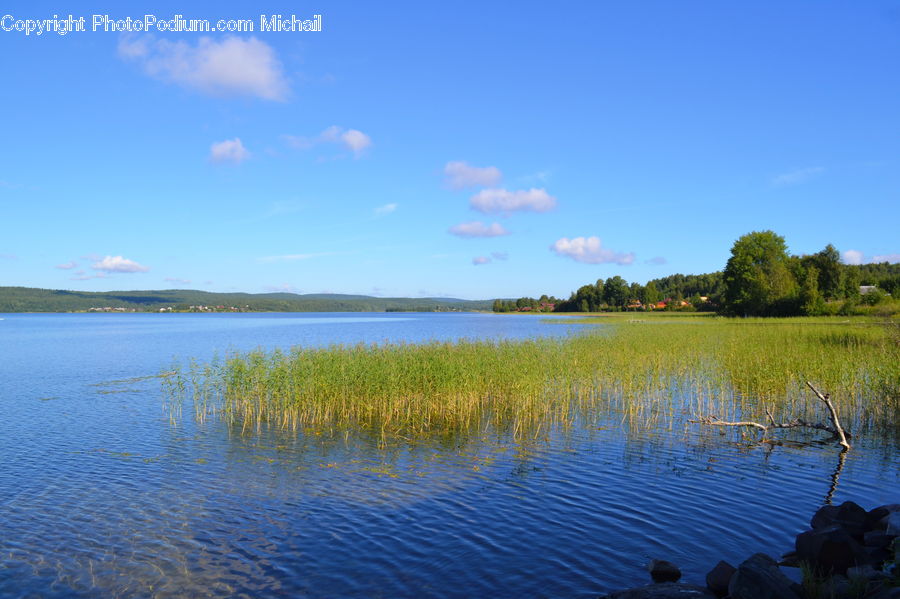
(0, 313), (897, 598)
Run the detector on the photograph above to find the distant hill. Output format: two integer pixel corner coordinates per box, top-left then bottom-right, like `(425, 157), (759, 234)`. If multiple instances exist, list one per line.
(0, 287), (493, 313)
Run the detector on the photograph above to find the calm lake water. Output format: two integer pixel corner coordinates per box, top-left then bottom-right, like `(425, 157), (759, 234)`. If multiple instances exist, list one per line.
(0, 312), (897, 598)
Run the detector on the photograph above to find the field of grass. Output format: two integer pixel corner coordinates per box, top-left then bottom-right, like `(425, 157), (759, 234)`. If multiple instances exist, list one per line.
(164, 314), (899, 442)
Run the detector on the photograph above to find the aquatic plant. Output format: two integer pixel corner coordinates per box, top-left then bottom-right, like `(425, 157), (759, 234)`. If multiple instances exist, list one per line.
(164, 314), (900, 441)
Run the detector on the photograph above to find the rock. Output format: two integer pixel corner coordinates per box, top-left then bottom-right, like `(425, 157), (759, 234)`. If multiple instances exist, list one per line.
(822, 574), (851, 598)
(811, 504), (840, 529)
(727, 553), (802, 599)
(603, 582), (716, 599)
(648, 559), (682, 583)
(873, 505), (900, 532)
(865, 530), (896, 548)
(704, 560), (735, 597)
(778, 550), (802, 568)
(847, 563), (888, 582)
(867, 587), (900, 599)
(834, 501), (869, 537)
(795, 523), (865, 574)
(888, 511), (900, 536)
(868, 506), (892, 528)
(864, 545), (890, 566)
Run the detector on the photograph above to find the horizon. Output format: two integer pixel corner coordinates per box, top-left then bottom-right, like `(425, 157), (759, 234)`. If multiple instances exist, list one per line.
(2, 2), (899, 301)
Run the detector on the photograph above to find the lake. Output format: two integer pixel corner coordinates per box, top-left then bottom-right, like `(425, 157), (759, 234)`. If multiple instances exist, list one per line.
(0, 312), (897, 598)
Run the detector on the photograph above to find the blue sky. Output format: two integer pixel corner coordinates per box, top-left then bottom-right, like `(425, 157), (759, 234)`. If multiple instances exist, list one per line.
(1, 1), (898, 299)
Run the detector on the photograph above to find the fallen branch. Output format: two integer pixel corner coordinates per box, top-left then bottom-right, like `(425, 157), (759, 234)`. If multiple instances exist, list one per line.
(805, 381), (851, 450)
(691, 383), (851, 450)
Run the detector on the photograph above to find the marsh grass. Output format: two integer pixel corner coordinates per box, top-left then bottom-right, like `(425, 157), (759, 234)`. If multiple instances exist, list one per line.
(165, 315), (899, 442)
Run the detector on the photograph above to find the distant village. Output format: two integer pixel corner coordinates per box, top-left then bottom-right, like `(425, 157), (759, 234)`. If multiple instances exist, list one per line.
(507, 297), (710, 313)
(88, 305), (248, 313)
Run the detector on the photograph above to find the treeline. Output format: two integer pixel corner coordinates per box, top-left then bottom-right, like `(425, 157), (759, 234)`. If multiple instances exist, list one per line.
(0, 287), (493, 313)
(501, 273), (725, 314)
(495, 231), (899, 316)
(552, 273), (723, 313)
(721, 232), (898, 316)
(492, 295), (561, 313)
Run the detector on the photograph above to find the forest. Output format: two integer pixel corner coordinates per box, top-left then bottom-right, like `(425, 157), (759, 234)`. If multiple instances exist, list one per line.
(496, 231), (900, 316)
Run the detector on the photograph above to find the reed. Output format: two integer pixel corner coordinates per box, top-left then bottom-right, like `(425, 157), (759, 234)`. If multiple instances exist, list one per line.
(164, 315), (900, 441)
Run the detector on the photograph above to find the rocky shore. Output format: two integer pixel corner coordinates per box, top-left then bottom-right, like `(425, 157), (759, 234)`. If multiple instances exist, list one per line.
(600, 501), (899, 599)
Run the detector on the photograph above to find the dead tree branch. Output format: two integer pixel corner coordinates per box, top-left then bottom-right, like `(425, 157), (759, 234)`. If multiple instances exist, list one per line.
(691, 383), (852, 450)
(805, 381), (851, 450)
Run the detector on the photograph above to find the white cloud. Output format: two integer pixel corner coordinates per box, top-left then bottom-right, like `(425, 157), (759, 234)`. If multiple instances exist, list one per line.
(448, 221), (510, 238)
(0, 253), (16, 259)
(491, 251), (509, 261)
(55, 261), (78, 270)
(341, 129), (372, 157)
(772, 166), (825, 186)
(444, 161), (502, 189)
(209, 138), (250, 164)
(550, 236), (635, 265)
(283, 126), (372, 158)
(843, 250), (900, 265)
(375, 203), (398, 216)
(842, 249), (864, 265)
(472, 256), (491, 265)
(118, 35), (288, 101)
(91, 255), (150, 273)
(470, 188), (557, 215)
(645, 256), (668, 265)
(164, 277), (191, 285)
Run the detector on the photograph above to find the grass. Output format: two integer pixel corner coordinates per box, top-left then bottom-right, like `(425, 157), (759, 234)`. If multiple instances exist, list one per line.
(164, 314), (900, 442)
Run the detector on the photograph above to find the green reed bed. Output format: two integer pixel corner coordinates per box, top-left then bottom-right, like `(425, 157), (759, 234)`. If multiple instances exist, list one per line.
(165, 316), (900, 440)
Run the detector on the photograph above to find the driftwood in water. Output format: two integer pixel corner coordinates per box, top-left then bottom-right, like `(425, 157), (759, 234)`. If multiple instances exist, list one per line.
(691, 381), (851, 450)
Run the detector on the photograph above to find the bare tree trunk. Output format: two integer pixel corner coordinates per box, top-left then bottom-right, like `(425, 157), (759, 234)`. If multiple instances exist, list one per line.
(692, 382), (851, 450)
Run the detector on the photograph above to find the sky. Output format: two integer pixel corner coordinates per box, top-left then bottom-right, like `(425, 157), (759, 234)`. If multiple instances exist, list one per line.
(1, 1), (898, 300)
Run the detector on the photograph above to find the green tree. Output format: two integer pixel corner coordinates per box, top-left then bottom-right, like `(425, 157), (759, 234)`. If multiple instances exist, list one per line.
(603, 276), (629, 309)
(643, 281), (661, 304)
(723, 230), (799, 316)
(799, 266), (826, 316)
(843, 268), (861, 301)
(814, 244), (844, 300)
(573, 284), (601, 312)
(629, 282), (645, 306)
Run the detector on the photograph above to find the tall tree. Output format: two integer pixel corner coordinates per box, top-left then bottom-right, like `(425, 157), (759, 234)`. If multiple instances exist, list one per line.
(799, 265), (825, 316)
(603, 276), (629, 308)
(813, 244), (844, 300)
(723, 230), (798, 316)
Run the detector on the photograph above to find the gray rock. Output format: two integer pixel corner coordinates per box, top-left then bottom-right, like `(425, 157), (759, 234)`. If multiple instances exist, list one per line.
(874, 505), (900, 532)
(795, 523), (865, 574)
(888, 511), (900, 536)
(648, 559), (682, 583)
(811, 504), (840, 529)
(834, 501), (869, 536)
(847, 563), (877, 579)
(868, 506), (892, 528)
(704, 560), (735, 597)
(873, 504), (900, 515)
(867, 587), (900, 599)
(865, 530), (896, 548)
(822, 573), (851, 598)
(728, 553), (802, 599)
(603, 582), (717, 599)
(778, 550), (802, 568)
